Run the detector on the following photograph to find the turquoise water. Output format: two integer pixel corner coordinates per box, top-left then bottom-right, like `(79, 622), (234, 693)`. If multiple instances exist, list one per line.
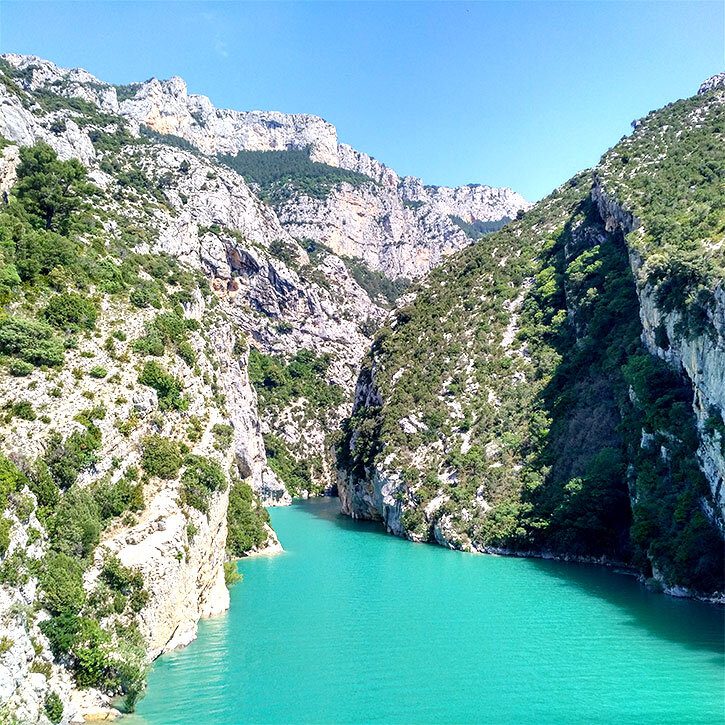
(132, 498), (725, 724)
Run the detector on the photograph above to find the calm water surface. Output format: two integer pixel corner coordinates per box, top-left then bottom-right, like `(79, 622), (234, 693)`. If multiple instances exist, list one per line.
(132, 498), (725, 724)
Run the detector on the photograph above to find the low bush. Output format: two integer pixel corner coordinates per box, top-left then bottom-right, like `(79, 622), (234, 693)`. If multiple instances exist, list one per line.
(43, 292), (97, 331)
(44, 691), (63, 724)
(180, 455), (226, 514)
(138, 361), (187, 411)
(140, 436), (183, 479)
(0, 316), (64, 366)
(38, 552), (86, 615)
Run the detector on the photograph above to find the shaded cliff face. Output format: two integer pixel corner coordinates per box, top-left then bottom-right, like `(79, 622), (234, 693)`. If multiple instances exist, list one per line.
(338, 79), (725, 599)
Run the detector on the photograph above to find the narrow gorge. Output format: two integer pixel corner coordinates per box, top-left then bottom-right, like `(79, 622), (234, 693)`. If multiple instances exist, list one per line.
(0, 53), (722, 725)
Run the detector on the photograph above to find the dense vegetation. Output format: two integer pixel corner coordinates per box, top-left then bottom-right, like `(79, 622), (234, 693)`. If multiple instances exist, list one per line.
(249, 348), (344, 496)
(599, 88), (725, 337)
(340, 84), (724, 594)
(448, 215), (511, 239)
(0, 140), (272, 712)
(218, 148), (373, 204)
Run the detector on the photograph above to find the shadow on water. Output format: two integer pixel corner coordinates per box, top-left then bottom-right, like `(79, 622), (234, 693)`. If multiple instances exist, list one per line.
(290, 497), (724, 658)
(527, 557), (725, 658)
(289, 495), (392, 538)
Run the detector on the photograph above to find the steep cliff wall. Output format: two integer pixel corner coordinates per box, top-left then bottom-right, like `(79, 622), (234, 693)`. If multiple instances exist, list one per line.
(338, 78), (725, 601)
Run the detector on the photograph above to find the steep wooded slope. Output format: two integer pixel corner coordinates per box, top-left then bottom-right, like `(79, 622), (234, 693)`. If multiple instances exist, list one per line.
(339, 76), (725, 599)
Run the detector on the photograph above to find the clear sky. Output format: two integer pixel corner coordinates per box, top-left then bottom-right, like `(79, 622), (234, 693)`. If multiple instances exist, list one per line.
(0, 1), (722, 200)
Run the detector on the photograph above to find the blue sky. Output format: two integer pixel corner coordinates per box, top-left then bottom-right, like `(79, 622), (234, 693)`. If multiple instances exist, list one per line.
(0, 1), (722, 200)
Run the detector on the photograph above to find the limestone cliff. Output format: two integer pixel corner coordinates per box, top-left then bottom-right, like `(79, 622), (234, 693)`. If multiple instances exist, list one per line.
(0, 54), (528, 280)
(338, 77), (725, 601)
(0, 52), (529, 722)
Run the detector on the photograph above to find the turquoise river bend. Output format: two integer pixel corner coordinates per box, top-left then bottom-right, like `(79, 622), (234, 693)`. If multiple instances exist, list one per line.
(131, 498), (725, 724)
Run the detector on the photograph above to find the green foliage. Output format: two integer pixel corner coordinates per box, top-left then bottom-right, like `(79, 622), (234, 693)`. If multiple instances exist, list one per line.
(219, 148), (373, 204)
(129, 280), (162, 309)
(50, 487), (101, 559)
(449, 214), (510, 239)
(14, 142), (92, 234)
(0, 317), (65, 367)
(38, 552), (86, 615)
(599, 88), (725, 338)
(138, 360), (187, 411)
(44, 692), (63, 724)
(180, 455), (226, 514)
(44, 423), (102, 490)
(0, 517), (10, 557)
(101, 555), (148, 614)
(223, 560), (242, 587)
(212, 423), (234, 451)
(268, 238), (300, 268)
(139, 124), (196, 152)
(263, 433), (313, 496)
(92, 472), (144, 522)
(0, 454), (28, 510)
(4, 400), (36, 421)
(43, 292), (97, 331)
(89, 365), (108, 379)
(249, 348), (344, 413)
(226, 478), (270, 556)
(341, 256), (410, 307)
(133, 311), (196, 363)
(140, 436), (184, 479)
(338, 75), (725, 595)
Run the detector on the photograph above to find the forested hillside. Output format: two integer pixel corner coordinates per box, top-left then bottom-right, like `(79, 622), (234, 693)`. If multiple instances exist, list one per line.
(339, 77), (725, 597)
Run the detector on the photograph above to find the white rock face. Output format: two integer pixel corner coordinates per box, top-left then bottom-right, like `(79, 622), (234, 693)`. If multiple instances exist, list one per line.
(0, 52), (529, 720)
(698, 72), (725, 95)
(0, 53), (529, 281)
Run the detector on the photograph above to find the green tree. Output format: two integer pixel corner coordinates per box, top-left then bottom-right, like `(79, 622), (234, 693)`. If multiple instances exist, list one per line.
(14, 142), (92, 234)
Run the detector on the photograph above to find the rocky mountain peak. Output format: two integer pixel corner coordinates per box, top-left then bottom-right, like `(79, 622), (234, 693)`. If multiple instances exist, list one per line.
(698, 72), (725, 95)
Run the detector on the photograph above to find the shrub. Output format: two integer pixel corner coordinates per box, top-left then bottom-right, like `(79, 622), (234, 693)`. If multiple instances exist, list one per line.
(101, 555), (147, 613)
(224, 561), (242, 587)
(0, 517), (11, 557)
(138, 361), (187, 411)
(129, 281), (161, 309)
(89, 365), (107, 379)
(218, 148), (373, 203)
(15, 142), (91, 234)
(44, 424), (102, 490)
(140, 436), (183, 479)
(92, 475), (144, 521)
(0, 454), (28, 510)
(38, 552), (86, 615)
(212, 423), (234, 450)
(7, 400), (35, 421)
(8, 359), (34, 376)
(0, 316), (64, 366)
(50, 487), (101, 559)
(180, 455), (226, 514)
(28, 460), (60, 512)
(13, 228), (77, 282)
(176, 340), (195, 366)
(226, 479), (269, 556)
(43, 292), (97, 331)
(44, 691), (63, 724)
